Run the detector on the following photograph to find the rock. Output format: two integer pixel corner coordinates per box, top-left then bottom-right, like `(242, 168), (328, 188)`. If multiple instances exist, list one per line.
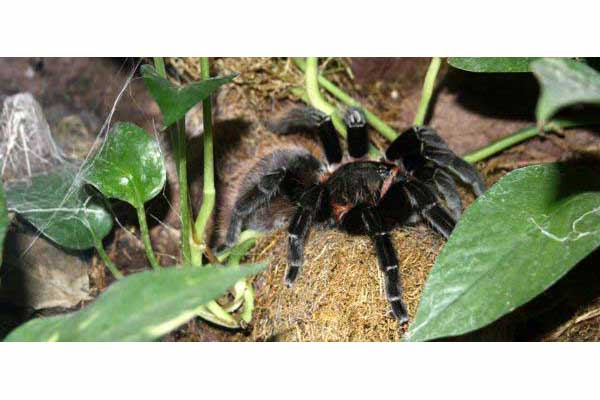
(0, 226), (91, 310)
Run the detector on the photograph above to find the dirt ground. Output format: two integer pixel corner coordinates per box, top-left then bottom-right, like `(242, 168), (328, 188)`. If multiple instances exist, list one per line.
(1, 58), (598, 341)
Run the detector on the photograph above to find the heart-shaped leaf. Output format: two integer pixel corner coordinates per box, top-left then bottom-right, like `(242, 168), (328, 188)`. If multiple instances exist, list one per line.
(5, 262), (267, 341)
(448, 57), (539, 73)
(141, 64), (236, 129)
(5, 166), (113, 250)
(0, 183), (8, 263)
(84, 122), (166, 208)
(531, 58), (600, 125)
(404, 163), (600, 342)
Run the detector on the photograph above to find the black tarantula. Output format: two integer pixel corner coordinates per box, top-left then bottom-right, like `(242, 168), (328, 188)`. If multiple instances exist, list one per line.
(224, 107), (485, 323)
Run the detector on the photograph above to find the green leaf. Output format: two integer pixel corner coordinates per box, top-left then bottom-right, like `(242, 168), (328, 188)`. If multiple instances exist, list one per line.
(532, 58), (600, 125)
(5, 166), (113, 250)
(141, 64), (236, 129)
(5, 263), (266, 341)
(84, 122), (166, 207)
(0, 183), (8, 264)
(448, 57), (539, 73)
(405, 163), (600, 342)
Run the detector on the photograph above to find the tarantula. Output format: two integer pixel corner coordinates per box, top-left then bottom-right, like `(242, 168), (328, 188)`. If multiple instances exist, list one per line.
(224, 107), (485, 323)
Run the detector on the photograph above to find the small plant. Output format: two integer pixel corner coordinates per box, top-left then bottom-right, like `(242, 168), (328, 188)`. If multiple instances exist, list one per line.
(2, 58), (265, 341)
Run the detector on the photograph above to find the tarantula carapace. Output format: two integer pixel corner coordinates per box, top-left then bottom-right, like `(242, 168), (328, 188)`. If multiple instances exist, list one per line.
(224, 107), (485, 323)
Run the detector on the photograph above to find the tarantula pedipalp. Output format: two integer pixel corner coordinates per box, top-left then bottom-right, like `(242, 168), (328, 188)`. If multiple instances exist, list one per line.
(224, 107), (485, 323)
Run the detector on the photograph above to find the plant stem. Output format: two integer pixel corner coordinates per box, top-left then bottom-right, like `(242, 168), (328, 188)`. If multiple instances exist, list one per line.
(205, 300), (238, 325)
(153, 57), (192, 265)
(190, 240), (203, 266)
(226, 238), (257, 317)
(227, 239), (257, 266)
(305, 57), (348, 138)
(240, 284), (255, 324)
(192, 57), (216, 266)
(293, 57), (400, 142)
(306, 57), (337, 116)
(189, 63), (259, 325)
(297, 58), (600, 171)
(413, 57), (442, 126)
(172, 121), (192, 265)
(463, 126), (539, 164)
(136, 205), (161, 270)
(153, 57), (166, 78)
(196, 303), (239, 329)
(94, 239), (123, 280)
(303, 58), (379, 157)
(223, 280), (247, 313)
(463, 118), (595, 163)
(216, 230), (263, 263)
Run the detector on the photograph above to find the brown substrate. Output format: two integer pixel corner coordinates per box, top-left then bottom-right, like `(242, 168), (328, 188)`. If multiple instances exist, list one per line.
(246, 227), (444, 341)
(544, 301), (600, 341)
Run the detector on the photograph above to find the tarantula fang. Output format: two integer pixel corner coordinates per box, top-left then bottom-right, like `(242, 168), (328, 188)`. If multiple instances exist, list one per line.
(225, 106), (485, 323)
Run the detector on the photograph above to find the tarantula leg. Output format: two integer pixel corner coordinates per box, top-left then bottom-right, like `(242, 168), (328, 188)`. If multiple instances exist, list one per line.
(344, 107), (368, 158)
(267, 106), (342, 166)
(385, 126), (424, 169)
(317, 116), (343, 165)
(417, 127), (486, 196)
(403, 180), (455, 239)
(285, 184), (324, 286)
(225, 168), (287, 246)
(386, 126), (486, 196)
(427, 150), (486, 196)
(266, 106), (325, 133)
(360, 206), (408, 323)
(416, 167), (462, 221)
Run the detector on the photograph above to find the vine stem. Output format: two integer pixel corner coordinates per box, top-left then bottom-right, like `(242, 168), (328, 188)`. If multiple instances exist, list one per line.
(172, 120), (192, 264)
(216, 230), (262, 262)
(413, 57), (442, 126)
(305, 57), (336, 116)
(240, 284), (255, 325)
(296, 58), (600, 165)
(295, 57), (442, 138)
(136, 204), (161, 270)
(463, 118), (597, 163)
(293, 57), (399, 142)
(154, 57), (192, 265)
(192, 57), (216, 266)
(305, 57), (347, 136)
(463, 126), (540, 163)
(303, 57), (379, 157)
(195, 304), (239, 328)
(226, 237), (258, 323)
(153, 57), (166, 78)
(179, 57), (246, 328)
(94, 239), (123, 280)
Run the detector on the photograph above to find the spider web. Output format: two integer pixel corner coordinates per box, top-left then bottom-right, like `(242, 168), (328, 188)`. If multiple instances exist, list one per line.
(0, 92), (66, 180)
(1, 59), (179, 258)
